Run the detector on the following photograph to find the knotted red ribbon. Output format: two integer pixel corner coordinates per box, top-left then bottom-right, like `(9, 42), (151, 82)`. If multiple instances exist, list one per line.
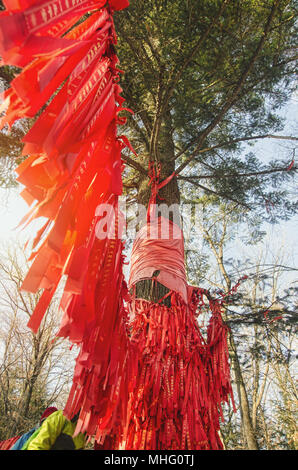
(124, 171), (235, 449)
(147, 161), (176, 222)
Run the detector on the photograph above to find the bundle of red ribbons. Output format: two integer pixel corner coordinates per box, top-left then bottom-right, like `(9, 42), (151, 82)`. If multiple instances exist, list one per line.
(0, 0), (132, 441)
(0, 0), (235, 449)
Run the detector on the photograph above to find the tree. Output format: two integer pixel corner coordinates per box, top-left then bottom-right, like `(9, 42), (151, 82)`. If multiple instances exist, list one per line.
(108, 0), (298, 329)
(0, 0), (297, 450)
(0, 244), (76, 440)
(192, 200), (297, 449)
(194, 201), (260, 448)
(114, 0), (297, 218)
(237, 257), (297, 450)
(112, 4), (297, 447)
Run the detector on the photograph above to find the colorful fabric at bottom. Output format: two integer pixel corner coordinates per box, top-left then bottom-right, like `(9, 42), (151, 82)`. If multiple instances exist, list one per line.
(22, 411), (86, 450)
(10, 426), (38, 450)
(0, 436), (20, 450)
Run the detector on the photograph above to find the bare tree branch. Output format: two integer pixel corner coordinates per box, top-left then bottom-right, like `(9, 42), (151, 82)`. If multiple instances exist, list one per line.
(178, 175), (252, 209)
(173, 134), (298, 162)
(177, 164), (297, 181)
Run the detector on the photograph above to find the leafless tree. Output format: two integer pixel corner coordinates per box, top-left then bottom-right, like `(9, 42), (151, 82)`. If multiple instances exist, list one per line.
(0, 242), (76, 439)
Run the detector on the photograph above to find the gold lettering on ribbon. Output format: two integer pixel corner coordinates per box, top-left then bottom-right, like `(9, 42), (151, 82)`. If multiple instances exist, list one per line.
(53, 3), (59, 16)
(72, 62), (109, 112)
(67, 40), (105, 101)
(30, 13), (37, 27)
(47, 19), (69, 37)
(83, 84), (114, 138)
(47, 5), (53, 19)
(104, 135), (112, 152)
(41, 8), (47, 23)
(25, 0), (90, 34)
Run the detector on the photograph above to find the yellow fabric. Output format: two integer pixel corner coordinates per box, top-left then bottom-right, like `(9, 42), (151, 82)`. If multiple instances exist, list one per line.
(25, 411), (85, 450)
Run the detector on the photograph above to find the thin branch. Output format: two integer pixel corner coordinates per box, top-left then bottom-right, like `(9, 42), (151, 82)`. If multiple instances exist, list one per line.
(150, 66), (165, 160)
(179, 175), (252, 210)
(123, 87), (153, 135)
(177, 165), (297, 181)
(143, 26), (162, 68)
(119, 13), (157, 80)
(121, 153), (147, 176)
(160, 0), (231, 119)
(174, 134), (298, 162)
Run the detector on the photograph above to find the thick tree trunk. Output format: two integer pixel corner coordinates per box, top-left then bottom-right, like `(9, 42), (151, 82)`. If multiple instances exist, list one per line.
(134, 113), (180, 305)
(134, 167), (180, 306)
(126, 113), (235, 450)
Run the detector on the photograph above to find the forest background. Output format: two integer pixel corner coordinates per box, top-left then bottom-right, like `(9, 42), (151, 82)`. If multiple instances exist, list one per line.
(0, 0), (297, 450)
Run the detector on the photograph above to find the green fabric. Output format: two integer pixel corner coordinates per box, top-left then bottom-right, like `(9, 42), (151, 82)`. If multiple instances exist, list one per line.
(22, 411), (85, 450)
(21, 428), (41, 450)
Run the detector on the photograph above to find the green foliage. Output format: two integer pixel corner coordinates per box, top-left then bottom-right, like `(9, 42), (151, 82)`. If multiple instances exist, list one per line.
(114, 0), (297, 220)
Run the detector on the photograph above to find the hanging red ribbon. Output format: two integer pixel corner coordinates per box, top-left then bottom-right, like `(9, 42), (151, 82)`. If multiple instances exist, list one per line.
(0, 0), (235, 449)
(124, 177), (235, 450)
(0, 0), (134, 441)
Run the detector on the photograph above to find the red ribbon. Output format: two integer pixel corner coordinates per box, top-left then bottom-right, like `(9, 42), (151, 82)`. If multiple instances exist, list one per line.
(0, 0), (235, 449)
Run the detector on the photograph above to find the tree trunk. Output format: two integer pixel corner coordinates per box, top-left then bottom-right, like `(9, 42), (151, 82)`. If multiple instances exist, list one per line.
(134, 112), (180, 305)
(226, 329), (259, 450)
(127, 113), (234, 449)
(200, 222), (259, 450)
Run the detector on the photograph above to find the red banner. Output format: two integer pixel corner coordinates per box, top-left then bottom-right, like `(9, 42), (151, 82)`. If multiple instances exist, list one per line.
(0, 0), (235, 450)
(0, 1), (133, 442)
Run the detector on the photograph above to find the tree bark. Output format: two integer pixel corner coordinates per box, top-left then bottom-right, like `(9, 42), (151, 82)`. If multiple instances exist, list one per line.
(134, 112), (180, 306)
(226, 330), (259, 450)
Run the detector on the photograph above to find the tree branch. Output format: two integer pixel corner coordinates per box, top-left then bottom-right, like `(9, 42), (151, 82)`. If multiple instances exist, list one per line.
(160, 0), (231, 119)
(174, 134), (298, 162)
(179, 175), (252, 209)
(126, 113), (151, 152)
(121, 153), (147, 176)
(177, 164), (297, 181)
(150, 66), (165, 160)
